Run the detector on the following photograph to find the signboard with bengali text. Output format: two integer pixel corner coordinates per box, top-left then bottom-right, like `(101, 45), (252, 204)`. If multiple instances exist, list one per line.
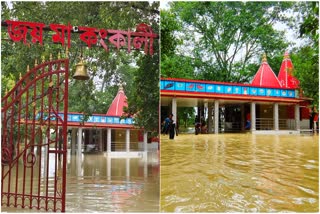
(161, 79), (296, 98)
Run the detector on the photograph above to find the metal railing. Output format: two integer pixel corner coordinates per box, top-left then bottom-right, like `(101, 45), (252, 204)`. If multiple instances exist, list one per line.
(112, 141), (126, 151)
(111, 141), (143, 152)
(256, 118), (297, 130)
(223, 121), (242, 132)
(279, 119), (296, 130)
(197, 118), (298, 133)
(256, 118), (274, 130)
(130, 141), (140, 151)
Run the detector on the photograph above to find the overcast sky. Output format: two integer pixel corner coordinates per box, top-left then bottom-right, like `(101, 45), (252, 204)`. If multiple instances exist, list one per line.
(160, 1), (307, 52)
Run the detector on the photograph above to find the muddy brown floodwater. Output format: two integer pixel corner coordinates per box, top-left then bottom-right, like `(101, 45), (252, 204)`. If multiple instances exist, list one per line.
(161, 133), (319, 212)
(2, 151), (159, 212)
(66, 152), (160, 212)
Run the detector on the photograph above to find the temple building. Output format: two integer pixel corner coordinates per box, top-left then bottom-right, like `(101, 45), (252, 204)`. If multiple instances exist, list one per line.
(161, 52), (312, 134)
(278, 51), (300, 89)
(251, 54), (281, 88)
(67, 85), (157, 157)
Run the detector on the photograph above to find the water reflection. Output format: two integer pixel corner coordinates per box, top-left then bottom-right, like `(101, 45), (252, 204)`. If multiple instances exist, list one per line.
(161, 133), (319, 212)
(66, 151), (159, 212)
(2, 151), (159, 213)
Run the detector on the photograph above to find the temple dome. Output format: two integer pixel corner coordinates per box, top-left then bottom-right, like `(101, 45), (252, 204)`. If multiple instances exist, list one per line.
(106, 84), (128, 117)
(278, 51), (300, 88)
(251, 53), (281, 88)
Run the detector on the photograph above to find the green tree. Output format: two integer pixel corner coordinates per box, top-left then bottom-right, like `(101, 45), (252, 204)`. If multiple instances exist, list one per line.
(160, 10), (180, 57)
(292, 47), (319, 108)
(177, 107), (195, 129)
(292, 2), (319, 109)
(1, 1), (160, 131)
(161, 55), (196, 78)
(164, 1), (294, 82)
(126, 53), (159, 134)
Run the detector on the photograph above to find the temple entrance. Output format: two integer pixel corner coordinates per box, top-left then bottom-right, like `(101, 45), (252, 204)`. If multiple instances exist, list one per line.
(1, 58), (69, 212)
(224, 104), (242, 132)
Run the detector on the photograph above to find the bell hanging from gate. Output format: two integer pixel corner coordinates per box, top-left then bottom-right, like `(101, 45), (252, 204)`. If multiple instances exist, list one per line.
(73, 58), (89, 80)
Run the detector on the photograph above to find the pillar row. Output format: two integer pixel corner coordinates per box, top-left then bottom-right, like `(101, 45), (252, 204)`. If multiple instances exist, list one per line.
(295, 104), (300, 131)
(172, 97), (177, 123)
(143, 131), (148, 152)
(71, 128), (77, 154)
(251, 102), (256, 131)
(126, 129), (130, 152)
(214, 100), (219, 134)
(107, 128), (111, 153)
(274, 103), (279, 131)
(77, 128), (82, 155)
(208, 105), (213, 133)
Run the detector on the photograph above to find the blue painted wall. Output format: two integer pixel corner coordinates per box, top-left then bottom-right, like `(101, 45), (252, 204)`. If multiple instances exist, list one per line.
(161, 80), (297, 99)
(37, 113), (134, 125)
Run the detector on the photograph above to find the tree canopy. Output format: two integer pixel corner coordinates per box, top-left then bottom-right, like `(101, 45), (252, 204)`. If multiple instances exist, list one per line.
(161, 1), (295, 82)
(161, 1), (319, 107)
(292, 1), (319, 109)
(1, 1), (160, 132)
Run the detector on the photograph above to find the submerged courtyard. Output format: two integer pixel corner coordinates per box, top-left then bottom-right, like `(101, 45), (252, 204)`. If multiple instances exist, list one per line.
(1, 150), (160, 212)
(161, 133), (319, 212)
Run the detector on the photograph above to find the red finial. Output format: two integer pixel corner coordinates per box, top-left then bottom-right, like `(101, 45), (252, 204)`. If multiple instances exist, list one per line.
(283, 51), (290, 59)
(262, 53), (267, 62)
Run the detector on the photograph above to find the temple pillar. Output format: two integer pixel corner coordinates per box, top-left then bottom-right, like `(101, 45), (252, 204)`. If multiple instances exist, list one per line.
(274, 103), (279, 131)
(107, 128), (111, 153)
(143, 131), (148, 152)
(295, 104), (300, 131)
(204, 102), (208, 133)
(126, 129), (130, 152)
(208, 104), (213, 133)
(251, 102), (256, 131)
(172, 97), (177, 124)
(214, 100), (219, 134)
(71, 128), (77, 154)
(77, 128), (82, 154)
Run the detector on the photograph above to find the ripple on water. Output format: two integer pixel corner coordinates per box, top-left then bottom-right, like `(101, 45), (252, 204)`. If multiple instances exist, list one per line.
(303, 164), (318, 169)
(297, 185), (318, 196)
(165, 195), (190, 203)
(161, 134), (319, 212)
(292, 197), (318, 205)
(66, 177), (156, 212)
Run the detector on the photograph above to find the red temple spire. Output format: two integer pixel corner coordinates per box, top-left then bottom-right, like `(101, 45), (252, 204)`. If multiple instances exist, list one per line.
(251, 53), (281, 88)
(278, 51), (300, 89)
(106, 84), (128, 116)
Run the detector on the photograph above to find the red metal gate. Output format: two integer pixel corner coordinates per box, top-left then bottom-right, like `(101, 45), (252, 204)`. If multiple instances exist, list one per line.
(1, 57), (69, 212)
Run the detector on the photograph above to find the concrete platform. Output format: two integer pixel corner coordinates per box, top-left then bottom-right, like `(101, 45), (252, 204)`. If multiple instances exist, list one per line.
(252, 130), (300, 135)
(138, 142), (159, 151)
(104, 151), (147, 158)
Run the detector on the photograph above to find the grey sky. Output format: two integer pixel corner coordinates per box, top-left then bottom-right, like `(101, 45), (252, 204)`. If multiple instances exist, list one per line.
(160, 1), (306, 52)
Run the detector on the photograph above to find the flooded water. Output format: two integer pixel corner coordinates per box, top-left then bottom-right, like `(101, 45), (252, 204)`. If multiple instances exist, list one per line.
(66, 152), (159, 212)
(161, 133), (319, 212)
(2, 151), (159, 212)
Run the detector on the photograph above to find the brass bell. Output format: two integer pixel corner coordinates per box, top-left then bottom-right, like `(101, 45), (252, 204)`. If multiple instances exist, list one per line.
(73, 58), (89, 80)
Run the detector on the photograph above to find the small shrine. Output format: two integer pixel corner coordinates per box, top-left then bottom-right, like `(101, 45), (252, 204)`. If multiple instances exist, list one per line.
(67, 85), (154, 157)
